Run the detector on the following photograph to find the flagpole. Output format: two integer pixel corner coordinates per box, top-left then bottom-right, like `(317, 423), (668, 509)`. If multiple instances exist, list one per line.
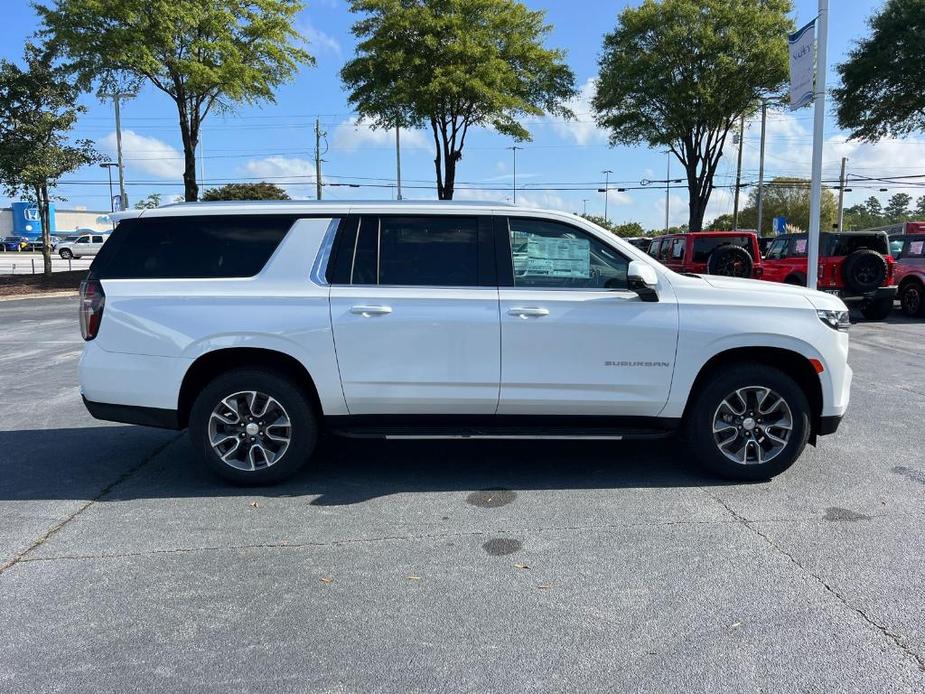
(806, 0), (828, 289)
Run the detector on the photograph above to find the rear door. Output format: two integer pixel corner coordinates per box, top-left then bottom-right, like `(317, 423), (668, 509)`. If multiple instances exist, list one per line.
(329, 214), (500, 415)
(496, 216), (678, 416)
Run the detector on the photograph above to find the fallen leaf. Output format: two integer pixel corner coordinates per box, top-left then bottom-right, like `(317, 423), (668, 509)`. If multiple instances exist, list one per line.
(537, 583), (552, 590)
(514, 563), (530, 570)
(407, 575), (422, 581)
(730, 622), (742, 629)
(249, 501), (260, 509)
(320, 577), (333, 584)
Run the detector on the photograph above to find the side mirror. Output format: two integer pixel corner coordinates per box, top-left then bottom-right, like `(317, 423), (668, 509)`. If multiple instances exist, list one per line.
(627, 260), (659, 302)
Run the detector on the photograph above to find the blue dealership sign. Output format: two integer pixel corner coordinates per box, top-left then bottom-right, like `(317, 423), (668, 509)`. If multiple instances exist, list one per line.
(773, 216), (787, 235)
(10, 201), (56, 239)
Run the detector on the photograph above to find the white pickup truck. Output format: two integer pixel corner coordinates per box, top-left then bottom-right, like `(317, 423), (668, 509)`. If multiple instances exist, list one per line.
(78, 201), (851, 484)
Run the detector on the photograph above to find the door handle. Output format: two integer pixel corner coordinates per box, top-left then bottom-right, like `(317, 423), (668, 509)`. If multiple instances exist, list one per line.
(350, 305), (392, 316)
(508, 307), (550, 318)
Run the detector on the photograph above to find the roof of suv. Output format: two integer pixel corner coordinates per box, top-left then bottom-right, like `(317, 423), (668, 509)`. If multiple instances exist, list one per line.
(112, 199), (522, 221)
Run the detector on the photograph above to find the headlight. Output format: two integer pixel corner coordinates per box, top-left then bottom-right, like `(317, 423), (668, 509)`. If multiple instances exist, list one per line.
(817, 309), (850, 331)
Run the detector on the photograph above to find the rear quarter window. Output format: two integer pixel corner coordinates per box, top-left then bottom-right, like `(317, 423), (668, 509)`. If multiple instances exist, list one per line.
(90, 215), (299, 279)
(692, 236), (753, 262)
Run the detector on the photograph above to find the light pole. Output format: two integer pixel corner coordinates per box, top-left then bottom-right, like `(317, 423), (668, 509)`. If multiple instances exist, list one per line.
(100, 163), (119, 228)
(507, 146), (522, 204)
(601, 169), (613, 222)
(665, 152), (671, 233)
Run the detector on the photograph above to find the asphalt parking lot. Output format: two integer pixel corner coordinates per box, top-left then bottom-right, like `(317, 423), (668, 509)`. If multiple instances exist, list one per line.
(1, 297), (924, 693)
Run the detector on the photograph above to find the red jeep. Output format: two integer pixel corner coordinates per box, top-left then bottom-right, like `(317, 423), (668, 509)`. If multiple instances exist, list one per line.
(763, 231), (897, 320)
(646, 231), (763, 278)
(892, 233), (925, 317)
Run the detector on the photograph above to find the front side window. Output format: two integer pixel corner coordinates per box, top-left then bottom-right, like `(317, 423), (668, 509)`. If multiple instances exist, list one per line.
(766, 238), (786, 259)
(905, 238), (925, 258)
(670, 238), (686, 259)
(76, 236), (90, 244)
(507, 218), (628, 290)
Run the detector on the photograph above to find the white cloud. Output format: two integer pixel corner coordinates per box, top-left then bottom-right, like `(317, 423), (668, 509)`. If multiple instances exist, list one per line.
(300, 20), (341, 57)
(332, 118), (429, 152)
(99, 130), (183, 179)
(549, 77), (609, 146)
(241, 156), (316, 198)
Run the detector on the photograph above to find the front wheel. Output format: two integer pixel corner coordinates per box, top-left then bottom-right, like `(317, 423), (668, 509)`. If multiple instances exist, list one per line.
(189, 368), (318, 484)
(684, 365), (811, 481)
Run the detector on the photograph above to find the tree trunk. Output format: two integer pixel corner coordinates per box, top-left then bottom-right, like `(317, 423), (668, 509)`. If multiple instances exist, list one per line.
(688, 193), (708, 232)
(35, 183), (52, 276)
(443, 153), (458, 200)
(430, 118), (445, 199)
(178, 108), (199, 202)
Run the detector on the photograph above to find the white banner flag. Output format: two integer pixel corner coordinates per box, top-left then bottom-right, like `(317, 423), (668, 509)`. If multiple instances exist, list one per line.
(789, 19), (816, 110)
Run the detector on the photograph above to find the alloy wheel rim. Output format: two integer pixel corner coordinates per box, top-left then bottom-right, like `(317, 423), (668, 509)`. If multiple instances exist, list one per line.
(208, 390), (292, 471)
(904, 286), (920, 313)
(712, 386), (793, 465)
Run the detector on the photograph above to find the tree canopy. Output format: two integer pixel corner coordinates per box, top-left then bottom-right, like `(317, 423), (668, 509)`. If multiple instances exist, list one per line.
(201, 182), (291, 201)
(0, 44), (100, 275)
(37, 0), (312, 202)
(834, 0), (925, 140)
(341, 0), (576, 199)
(593, 0), (792, 231)
(580, 215), (646, 238)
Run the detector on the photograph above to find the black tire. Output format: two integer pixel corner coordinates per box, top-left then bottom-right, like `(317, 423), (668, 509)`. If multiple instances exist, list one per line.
(860, 296), (894, 321)
(899, 281), (924, 317)
(189, 368), (318, 485)
(841, 249), (887, 293)
(707, 245), (753, 278)
(684, 364), (811, 481)
(59, 248), (73, 260)
(784, 274), (805, 286)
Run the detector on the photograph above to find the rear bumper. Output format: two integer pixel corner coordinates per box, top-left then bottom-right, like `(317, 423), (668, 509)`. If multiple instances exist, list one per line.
(819, 414), (843, 436)
(822, 286), (897, 303)
(83, 396), (181, 430)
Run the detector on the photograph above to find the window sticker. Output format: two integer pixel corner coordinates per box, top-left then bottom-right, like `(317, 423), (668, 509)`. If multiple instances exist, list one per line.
(794, 239), (807, 254)
(909, 240), (924, 256)
(512, 231), (591, 279)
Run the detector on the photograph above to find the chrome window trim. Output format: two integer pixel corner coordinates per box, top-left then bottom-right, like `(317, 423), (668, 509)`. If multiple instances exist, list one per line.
(309, 217), (340, 286)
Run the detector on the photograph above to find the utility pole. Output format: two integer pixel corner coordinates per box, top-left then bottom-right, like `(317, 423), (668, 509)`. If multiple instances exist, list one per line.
(508, 146), (522, 204)
(837, 156), (848, 230)
(806, 0), (829, 289)
(314, 118), (324, 200)
(756, 101), (768, 236)
(395, 126), (402, 200)
(199, 132), (206, 191)
(602, 169), (613, 222)
(582, 199), (589, 215)
(665, 152), (670, 233)
(732, 113), (746, 230)
(102, 92), (132, 210)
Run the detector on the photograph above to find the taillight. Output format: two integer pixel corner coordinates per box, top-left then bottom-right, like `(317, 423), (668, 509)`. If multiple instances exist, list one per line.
(79, 278), (105, 341)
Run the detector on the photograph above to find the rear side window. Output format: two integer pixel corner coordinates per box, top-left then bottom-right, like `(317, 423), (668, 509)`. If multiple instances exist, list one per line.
(670, 238), (685, 259)
(825, 234), (889, 256)
(904, 237), (925, 258)
(90, 215), (298, 279)
(692, 236), (753, 262)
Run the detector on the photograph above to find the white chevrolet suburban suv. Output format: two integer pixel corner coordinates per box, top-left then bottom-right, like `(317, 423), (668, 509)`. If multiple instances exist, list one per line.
(78, 201), (852, 484)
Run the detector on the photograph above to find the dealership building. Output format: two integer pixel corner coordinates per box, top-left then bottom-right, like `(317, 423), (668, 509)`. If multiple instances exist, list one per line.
(1, 202), (112, 239)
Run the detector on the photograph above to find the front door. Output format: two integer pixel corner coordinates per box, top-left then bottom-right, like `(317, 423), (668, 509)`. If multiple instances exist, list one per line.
(496, 216), (679, 417)
(329, 214), (500, 415)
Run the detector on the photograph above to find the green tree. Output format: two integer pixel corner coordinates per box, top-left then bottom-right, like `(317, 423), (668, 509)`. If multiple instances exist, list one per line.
(0, 44), (100, 275)
(580, 215), (645, 238)
(37, 0), (312, 202)
(593, 0), (792, 232)
(915, 195), (925, 218)
(341, 0), (576, 199)
(884, 192), (912, 222)
(865, 196), (884, 221)
(134, 193), (162, 209)
(834, 0), (925, 140)
(201, 182), (291, 201)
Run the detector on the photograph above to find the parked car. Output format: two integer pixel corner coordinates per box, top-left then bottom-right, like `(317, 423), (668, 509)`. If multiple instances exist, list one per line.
(624, 236), (652, 251)
(646, 230), (763, 278)
(763, 231), (897, 320)
(79, 201), (852, 485)
(1, 236), (30, 252)
(758, 236), (775, 258)
(57, 233), (108, 259)
(892, 233), (925, 317)
(25, 236), (61, 252)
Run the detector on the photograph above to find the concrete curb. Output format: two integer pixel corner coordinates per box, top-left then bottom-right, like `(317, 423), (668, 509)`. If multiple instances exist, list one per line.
(0, 291), (79, 303)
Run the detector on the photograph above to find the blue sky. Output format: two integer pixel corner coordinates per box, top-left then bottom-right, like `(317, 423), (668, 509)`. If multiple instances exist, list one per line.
(1, 0), (918, 229)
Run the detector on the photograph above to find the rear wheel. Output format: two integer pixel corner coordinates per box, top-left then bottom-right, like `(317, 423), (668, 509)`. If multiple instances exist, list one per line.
(684, 365), (811, 481)
(860, 297), (894, 321)
(59, 248), (73, 260)
(189, 368), (318, 484)
(707, 245), (753, 277)
(900, 281), (924, 317)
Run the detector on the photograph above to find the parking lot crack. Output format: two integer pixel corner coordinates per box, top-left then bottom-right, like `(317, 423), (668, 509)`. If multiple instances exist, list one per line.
(0, 433), (183, 577)
(705, 490), (925, 674)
